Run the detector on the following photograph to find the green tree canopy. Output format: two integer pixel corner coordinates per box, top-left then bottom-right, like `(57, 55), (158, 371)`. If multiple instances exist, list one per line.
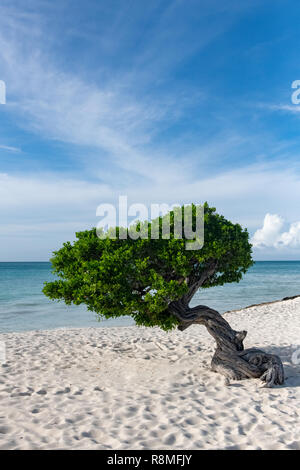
(43, 203), (253, 330)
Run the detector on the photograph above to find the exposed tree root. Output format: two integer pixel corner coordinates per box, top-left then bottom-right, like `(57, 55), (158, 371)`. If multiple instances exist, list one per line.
(169, 301), (284, 388)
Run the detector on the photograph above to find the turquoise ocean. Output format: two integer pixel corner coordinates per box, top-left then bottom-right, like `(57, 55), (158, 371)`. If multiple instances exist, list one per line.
(0, 261), (299, 333)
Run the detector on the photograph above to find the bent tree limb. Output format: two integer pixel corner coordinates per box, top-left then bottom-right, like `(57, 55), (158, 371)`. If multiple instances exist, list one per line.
(169, 300), (284, 388)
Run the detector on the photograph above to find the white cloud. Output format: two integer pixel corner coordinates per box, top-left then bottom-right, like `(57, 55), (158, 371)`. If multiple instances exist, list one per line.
(0, 1), (258, 185)
(0, 2), (300, 260)
(251, 214), (284, 248)
(251, 214), (300, 249)
(278, 221), (300, 248)
(0, 144), (21, 152)
(1, 162), (300, 260)
(0, 173), (111, 210)
(269, 104), (300, 114)
(0, 2), (205, 183)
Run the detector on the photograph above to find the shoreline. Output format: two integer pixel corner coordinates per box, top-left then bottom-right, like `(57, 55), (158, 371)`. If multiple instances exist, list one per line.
(1, 293), (300, 336)
(225, 293), (300, 313)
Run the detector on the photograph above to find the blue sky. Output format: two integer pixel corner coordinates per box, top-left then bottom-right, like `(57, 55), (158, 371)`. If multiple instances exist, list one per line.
(1, 0), (300, 261)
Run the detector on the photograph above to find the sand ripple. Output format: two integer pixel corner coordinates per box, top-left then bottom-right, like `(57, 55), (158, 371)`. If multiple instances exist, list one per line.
(0, 298), (299, 449)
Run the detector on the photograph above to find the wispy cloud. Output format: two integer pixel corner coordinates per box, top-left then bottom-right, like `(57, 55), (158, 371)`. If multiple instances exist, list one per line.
(0, 2), (203, 179)
(0, 0), (258, 182)
(268, 104), (300, 114)
(1, 1), (300, 260)
(0, 144), (21, 152)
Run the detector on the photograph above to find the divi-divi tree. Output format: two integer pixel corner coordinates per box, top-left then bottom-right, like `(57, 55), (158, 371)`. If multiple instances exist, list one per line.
(43, 204), (284, 387)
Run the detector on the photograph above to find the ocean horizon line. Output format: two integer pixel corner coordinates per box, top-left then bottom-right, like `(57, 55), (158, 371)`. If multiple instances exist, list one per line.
(1, 260), (300, 263)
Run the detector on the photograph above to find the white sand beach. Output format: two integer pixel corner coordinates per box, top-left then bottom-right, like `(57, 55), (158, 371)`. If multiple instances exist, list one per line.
(0, 297), (299, 450)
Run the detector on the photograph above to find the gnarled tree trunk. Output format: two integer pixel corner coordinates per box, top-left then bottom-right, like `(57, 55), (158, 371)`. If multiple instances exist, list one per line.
(169, 300), (284, 388)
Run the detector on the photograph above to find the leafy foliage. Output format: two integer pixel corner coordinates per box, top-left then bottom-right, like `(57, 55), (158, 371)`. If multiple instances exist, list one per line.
(43, 203), (253, 330)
